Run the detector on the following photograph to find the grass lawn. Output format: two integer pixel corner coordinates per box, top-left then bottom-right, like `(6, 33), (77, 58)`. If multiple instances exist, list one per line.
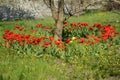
(0, 10), (120, 80)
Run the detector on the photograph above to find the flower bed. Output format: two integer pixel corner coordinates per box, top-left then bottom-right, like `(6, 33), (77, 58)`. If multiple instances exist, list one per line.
(2, 22), (119, 56)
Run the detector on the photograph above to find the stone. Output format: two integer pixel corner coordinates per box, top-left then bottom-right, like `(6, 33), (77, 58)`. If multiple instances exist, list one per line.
(0, 0), (52, 20)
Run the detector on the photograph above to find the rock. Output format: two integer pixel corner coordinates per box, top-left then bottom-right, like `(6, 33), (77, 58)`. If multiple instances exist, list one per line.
(0, 0), (52, 20)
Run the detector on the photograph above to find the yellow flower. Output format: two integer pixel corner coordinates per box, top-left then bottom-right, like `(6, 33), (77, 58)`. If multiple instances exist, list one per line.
(62, 62), (66, 66)
(70, 40), (73, 43)
(72, 37), (77, 40)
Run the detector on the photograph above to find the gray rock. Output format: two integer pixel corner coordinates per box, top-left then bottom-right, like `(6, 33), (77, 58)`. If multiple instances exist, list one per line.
(0, 0), (52, 20)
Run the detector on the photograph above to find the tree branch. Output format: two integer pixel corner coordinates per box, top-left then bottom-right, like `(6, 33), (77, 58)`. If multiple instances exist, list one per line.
(49, 0), (58, 21)
(112, 0), (120, 4)
(43, 0), (50, 8)
(58, 0), (64, 21)
(64, 1), (102, 22)
(64, 2), (73, 16)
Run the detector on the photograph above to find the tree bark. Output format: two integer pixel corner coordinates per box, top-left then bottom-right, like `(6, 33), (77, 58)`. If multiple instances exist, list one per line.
(53, 0), (64, 40)
(49, 0), (57, 22)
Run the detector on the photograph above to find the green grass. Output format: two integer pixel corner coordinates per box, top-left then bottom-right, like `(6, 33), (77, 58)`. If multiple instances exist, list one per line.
(68, 10), (120, 31)
(0, 10), (120, 80)
(0, 47), (68, 80)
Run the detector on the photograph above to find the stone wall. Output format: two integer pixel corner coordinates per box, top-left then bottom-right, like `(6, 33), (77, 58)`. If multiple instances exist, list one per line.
(0, 0), (104, 20)
(0, 0), (51, 20)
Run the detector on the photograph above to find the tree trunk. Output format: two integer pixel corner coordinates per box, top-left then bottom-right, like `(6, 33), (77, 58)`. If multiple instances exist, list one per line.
(54, 19), (63, 40)
(54, 0), (64, 40)
(49, 0), (58, 21)
(45, 0), (64, 40)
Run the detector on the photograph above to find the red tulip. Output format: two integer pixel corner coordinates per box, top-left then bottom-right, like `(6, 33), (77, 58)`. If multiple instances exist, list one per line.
(79, 38), (85, 43)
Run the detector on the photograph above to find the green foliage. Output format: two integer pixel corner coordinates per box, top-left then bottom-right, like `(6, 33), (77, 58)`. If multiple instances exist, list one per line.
(0, 10), (120, 80)
(64, 45), (120, 80)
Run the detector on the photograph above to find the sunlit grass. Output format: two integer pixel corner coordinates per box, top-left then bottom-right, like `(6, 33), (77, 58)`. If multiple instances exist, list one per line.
(0, 47), (67, 80)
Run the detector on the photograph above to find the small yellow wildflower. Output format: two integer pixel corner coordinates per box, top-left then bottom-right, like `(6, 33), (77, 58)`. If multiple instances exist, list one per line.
(72, 37), (77, 40)
(62, 62), (66, 66)
(70, 40), (73, 43)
